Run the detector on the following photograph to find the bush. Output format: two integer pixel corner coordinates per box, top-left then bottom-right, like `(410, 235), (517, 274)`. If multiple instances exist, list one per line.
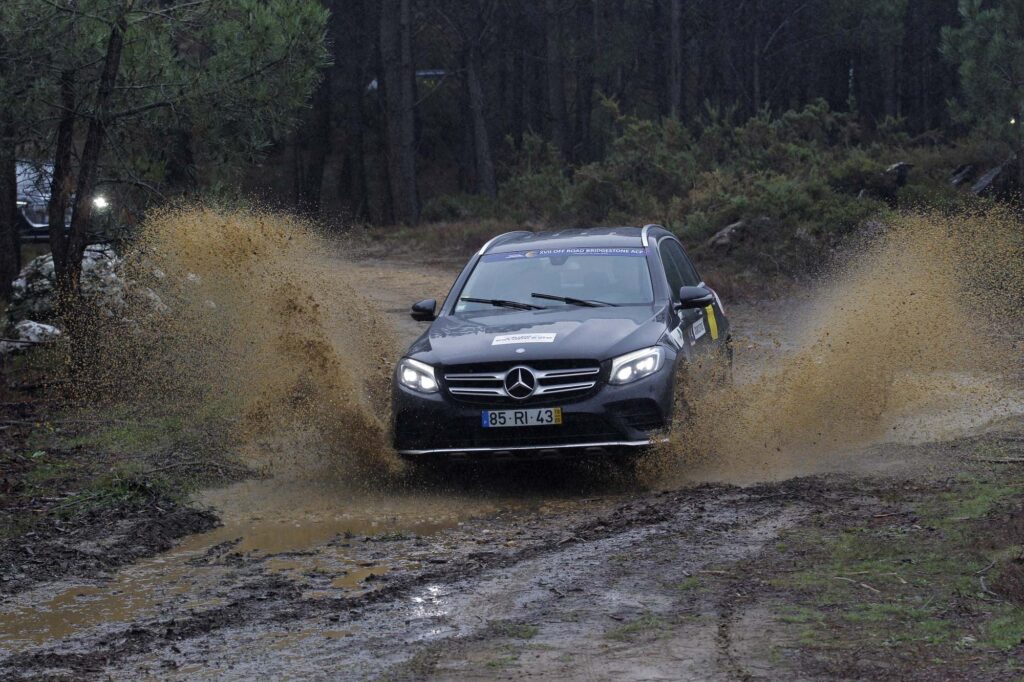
(496, 134), (572, 223)
(424, 100), (976, 279)
(420, 194), (492, 223)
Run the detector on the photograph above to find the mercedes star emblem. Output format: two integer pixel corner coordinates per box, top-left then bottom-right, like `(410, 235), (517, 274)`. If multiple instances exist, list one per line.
(504, 366), (536, 400)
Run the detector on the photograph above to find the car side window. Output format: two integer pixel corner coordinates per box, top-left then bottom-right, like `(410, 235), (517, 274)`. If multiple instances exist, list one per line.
(662, 239), (700, 287)
(659, 240), (686, 301)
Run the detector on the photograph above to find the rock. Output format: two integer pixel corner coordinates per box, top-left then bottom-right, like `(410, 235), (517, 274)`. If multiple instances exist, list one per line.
(4, 244), (127, 331)
(13, 320), (60, 343)
(704, 220), (746, 250)
(0, 320), (62, 355)
(885, 162), (913, 187)
(972, 165), (1003, 196)
(950, 164), (975, 187)
(971, 155), (1019, 197)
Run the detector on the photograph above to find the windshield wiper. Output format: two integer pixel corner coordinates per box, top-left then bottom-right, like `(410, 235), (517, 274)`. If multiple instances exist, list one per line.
(459, 297), (544, 311)
(531, 292), (614, 307)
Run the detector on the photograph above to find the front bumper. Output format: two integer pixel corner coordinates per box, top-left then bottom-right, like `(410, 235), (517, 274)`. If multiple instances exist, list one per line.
(391, 364), (673, 457)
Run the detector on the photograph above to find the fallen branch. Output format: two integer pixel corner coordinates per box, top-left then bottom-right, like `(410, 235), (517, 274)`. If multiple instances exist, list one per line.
(883, 572), (908, 585)
(979, 576), (1003, 602)
(833, 576), (881, 593)
(974, 560), (996, 575)
(972, 458), (1024, 464)
(0, 338), (54, 346)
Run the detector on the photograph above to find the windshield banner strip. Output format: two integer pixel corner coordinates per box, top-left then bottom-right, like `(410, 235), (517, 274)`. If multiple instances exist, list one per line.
(482, 247), (648, 262)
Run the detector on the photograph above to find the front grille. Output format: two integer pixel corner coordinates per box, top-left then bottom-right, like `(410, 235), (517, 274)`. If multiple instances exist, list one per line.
(443, 361), (602, 405)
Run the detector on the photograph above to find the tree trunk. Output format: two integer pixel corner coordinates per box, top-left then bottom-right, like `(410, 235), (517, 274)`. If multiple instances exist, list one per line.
(465, 47), (496, 198)
(48, 70), (76, 280)
(0, 30), (19, 301)
(61, 12), (127, 297)
(575, 0), (597, 160)
(668, 0), (683, 119)
(379, 0), (418, 225)
(752, 0), (762, 113)
(0, 115), (18, 301)
(1016, 113), (1024, 192)
(338, 0), (369, 221)
(544, 0), (569, 159)
(296, 71), (332, 216)
(883, 41), (898, 120)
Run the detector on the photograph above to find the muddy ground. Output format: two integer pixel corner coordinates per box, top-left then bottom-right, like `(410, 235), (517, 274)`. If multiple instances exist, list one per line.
(1, 252), (1023, 680)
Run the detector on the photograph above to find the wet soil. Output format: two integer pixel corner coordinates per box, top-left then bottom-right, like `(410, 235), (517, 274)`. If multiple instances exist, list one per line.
(4, 442), (1023, 681)
(0, 407), (223, 597)
(0, 474), (814, 679)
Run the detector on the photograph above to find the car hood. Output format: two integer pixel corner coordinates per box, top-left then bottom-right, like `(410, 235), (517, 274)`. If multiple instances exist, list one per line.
(406, 305), (668, 366)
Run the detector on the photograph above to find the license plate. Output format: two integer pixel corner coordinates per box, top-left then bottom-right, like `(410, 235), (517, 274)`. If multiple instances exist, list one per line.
(481, 407), (563, 428)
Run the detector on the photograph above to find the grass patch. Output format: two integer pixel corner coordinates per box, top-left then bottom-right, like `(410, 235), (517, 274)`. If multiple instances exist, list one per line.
(1, 400), (246, 547)
(366, 532), (410, 543)
(672, 576), (701, 592)
(484, 654), (517, 669)
(771, 468), (1024, 667)
(986, 612), (1024, 651)
(61, 414), (186, 455)
(605, 613), (669, 642)
(489, 621), (538, 640)
(49, 462), (178, 518)
(921, 478), (1018, 526)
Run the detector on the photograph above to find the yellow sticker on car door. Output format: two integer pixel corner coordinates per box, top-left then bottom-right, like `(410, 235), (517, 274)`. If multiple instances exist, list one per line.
(705, 305), (719, 340)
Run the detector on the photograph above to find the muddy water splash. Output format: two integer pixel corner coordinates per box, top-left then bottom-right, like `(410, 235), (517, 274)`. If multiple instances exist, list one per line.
(82, 206), (404, 479)
(645, 208), (1024, 483)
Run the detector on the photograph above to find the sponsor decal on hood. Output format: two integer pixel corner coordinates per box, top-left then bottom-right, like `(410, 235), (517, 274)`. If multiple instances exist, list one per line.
(492, 332), (557, 346)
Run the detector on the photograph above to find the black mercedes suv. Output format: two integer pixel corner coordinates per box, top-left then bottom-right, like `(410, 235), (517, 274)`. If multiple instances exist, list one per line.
(391, 225), (730, 460)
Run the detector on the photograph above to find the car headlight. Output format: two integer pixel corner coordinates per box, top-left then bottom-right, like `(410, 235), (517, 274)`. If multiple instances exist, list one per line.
(398, 357), (438, 393)
(609, 346), (663, 385)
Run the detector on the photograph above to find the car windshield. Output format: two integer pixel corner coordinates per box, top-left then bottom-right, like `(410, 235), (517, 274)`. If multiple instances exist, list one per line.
(456, 247), (654, 313)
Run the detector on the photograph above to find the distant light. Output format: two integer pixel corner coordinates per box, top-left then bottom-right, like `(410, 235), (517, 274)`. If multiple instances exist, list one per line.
(1012, 118), (1018, 125)
(93, 195), (109, 209)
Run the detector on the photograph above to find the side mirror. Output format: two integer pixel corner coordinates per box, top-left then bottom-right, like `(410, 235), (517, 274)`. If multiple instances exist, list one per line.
(677, 286), (714, 309)
(410, 298), (437, 321)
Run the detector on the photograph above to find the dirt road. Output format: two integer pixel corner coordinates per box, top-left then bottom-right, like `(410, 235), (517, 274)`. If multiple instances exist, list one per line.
(2, 253), (1023, 680)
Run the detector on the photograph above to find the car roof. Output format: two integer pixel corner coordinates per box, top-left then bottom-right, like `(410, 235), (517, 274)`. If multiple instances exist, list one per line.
(485, 227), (651, 254)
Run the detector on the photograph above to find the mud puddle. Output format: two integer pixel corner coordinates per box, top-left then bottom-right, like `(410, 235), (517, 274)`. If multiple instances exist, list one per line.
(0, 478), (555, 655)
(60, 483), (813, 681)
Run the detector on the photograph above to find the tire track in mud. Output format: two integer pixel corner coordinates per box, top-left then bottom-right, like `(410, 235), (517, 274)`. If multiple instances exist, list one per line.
(1, 482), (821, 681)
(715, 563), (759, 682)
